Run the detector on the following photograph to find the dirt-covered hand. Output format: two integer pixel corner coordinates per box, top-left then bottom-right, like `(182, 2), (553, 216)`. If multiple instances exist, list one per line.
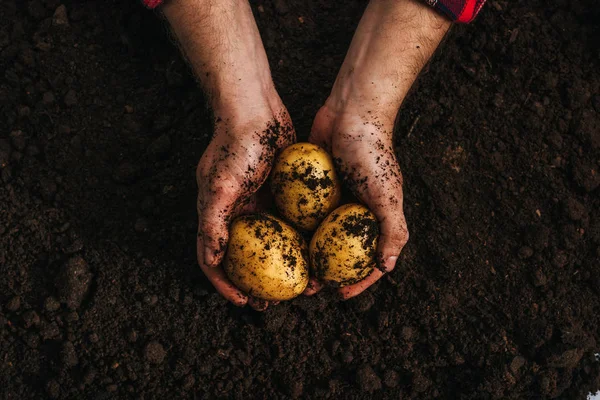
(196, 109), (295, 309)
(305, 105), (409, 299)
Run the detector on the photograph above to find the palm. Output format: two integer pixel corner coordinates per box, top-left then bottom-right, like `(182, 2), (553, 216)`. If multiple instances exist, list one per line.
(196, 109), (295, 310)
(306, 105), (409, 299)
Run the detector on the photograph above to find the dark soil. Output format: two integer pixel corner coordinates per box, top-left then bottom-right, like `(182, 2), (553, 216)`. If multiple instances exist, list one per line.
(1, 0), (600, 399)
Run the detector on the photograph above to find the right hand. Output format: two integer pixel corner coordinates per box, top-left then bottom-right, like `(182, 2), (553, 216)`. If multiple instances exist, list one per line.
(196, 104), (295, 310)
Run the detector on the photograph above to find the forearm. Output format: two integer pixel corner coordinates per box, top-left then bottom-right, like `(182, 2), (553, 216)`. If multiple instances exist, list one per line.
(327, 0), (451, 123)
(163, 0), (279, 115)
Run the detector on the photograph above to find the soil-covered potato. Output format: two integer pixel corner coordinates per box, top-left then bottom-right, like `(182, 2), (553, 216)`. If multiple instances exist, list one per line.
(270, 142), (341, 231)
(310, 204), (379, 287)
(224, 214), (309, 301)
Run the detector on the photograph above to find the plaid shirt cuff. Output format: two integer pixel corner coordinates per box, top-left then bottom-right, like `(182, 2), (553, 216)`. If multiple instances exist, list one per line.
(142, 0), (485, 23)
(426, 0), (486, 23)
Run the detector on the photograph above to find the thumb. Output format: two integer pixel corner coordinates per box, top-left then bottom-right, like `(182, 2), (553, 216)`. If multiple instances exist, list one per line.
(375, 212), (409, 273)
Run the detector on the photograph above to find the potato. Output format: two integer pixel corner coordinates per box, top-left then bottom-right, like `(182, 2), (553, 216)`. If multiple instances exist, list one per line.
(270, 142), (341, 231)
(309, 204), (379, 287)
(224, 214), (309, 301)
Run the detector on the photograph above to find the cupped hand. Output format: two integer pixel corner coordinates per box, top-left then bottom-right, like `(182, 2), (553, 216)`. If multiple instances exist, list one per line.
(304, 105), (409, 300)
(196, 106), (295, 310)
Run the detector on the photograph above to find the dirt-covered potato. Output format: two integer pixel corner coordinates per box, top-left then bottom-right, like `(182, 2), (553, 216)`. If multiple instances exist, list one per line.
(270, 142), (341, 231)
(310, 204), (379, 287)
(224, 214), (309, 301)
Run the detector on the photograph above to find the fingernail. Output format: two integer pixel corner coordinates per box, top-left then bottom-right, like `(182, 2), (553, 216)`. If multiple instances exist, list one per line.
(384, 256), (398, 272)
(204, 247), (215, 266)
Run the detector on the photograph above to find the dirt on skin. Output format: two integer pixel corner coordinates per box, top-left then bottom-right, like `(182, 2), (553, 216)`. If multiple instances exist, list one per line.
(1, 0), (600, 399)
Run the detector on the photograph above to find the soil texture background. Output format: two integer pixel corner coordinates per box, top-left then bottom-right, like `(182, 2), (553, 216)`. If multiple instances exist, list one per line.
(1, 0), (600, 399)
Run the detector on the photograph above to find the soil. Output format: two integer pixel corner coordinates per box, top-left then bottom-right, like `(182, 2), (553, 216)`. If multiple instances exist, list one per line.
(1, 0), (600, 399)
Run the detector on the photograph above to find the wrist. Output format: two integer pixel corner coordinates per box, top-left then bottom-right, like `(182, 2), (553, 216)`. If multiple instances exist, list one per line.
(324, 82), (401, 128)
(211, 82), (285, 128)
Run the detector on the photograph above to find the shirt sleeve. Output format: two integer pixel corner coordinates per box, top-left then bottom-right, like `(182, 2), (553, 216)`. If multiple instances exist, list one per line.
(142, 0), (485, 23)
(426, 0), (486, 23)
(143, 0), (162, 8)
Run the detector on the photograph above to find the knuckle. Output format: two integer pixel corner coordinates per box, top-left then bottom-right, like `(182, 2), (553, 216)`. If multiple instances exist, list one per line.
(399, 229), (409, 247)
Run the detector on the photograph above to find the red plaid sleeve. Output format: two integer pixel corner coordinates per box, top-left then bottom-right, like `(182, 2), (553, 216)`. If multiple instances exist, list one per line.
(143, 0), (162, 8)
(142, 0), (485, 23)
(426, 0), (485, 23)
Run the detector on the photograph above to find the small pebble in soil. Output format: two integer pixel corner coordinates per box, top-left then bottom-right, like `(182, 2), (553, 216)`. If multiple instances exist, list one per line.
(52, 5), (69, 27)
(383, 370), (399, 388)
(61, 341), (79, 367)
(88, 332), (100, 343)
(356, 365), (382, 393)
(17, 106), (31, 118)
(182, 374), (195, 390)
(510, 355), (526, 373)
(552, 250), (569, 268)
(44, 296), (61, 312)
(106, 384), (118, 393)
(22, 310), (40, 328)
(145, 341), (166, 364)
(46, 380), (60, 399)
(143, 294), (158, 306)
(6, 296), (20, 311)
(127, 330), (138, 343)
(42, 91), (55, 105)
(572, 159), (600, 193)
(57, 256), (93, 309)
(401, 326), (415, 341)
(518, 246), (534, 259)
(40, 321), (61, 340)
(341, 350), (354, 364)
(563, 197), (586, 221)
(533, 269), (548, 287)
(412, 373), (431, 393)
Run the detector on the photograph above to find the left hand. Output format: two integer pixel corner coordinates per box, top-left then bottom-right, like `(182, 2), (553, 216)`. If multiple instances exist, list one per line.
(304, 104), (409, 300)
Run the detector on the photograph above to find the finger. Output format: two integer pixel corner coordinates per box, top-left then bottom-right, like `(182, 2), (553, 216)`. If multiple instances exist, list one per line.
(374, 212), (409, 274)
(248, 297), (268, 311)
(303, 278), (324, 296)
(198, 194), (235, 268)
(198, 253), (248, 307)
(339, 268), (385, 300)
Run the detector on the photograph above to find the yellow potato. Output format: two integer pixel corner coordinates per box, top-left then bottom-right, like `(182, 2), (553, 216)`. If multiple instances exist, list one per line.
(270, 142), (341, 231)
(224, 214), (309, 301)
(310, 204), (379, 287)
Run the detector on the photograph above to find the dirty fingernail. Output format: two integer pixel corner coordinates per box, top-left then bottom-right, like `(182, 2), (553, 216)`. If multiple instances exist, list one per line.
(204, 247), (215, 266)
(384, 256), (398, 272)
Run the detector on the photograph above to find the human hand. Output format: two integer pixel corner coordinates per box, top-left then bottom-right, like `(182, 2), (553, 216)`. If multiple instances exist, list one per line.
(196, 106), (295, 310)
(300, 0), (450, 299)
(304, 105), (409, 299)
(163, 0), (300, 309)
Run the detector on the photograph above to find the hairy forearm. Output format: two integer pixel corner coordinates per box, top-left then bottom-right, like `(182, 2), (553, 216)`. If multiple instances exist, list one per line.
(328, 0), (451, 122)
(163, 0), (278, 114)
